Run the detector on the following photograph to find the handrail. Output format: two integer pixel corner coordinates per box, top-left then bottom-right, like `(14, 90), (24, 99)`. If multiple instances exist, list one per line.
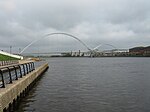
(0, 62), (35, 88)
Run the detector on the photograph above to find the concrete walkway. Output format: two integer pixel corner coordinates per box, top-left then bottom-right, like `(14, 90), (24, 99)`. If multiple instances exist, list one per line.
(0, 62), (48, 112)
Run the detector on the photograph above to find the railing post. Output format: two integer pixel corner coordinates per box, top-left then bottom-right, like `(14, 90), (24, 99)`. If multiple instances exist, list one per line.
(33, 62), (35, 70)
(7, 67), (12, 84)
(0, 70), (5, 88)
(28, 63), (31, 72)
(13, 66), (18, 80)
(18, 65), (22, 78)
(22, 64), (26, 76)
(25, 64), (29, 74)
(30, 63), (32, 72)
(31, 62), (34, 71)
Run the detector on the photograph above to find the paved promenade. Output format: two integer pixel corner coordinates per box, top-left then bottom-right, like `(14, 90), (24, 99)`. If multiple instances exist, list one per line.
(0, 61), (49, 112)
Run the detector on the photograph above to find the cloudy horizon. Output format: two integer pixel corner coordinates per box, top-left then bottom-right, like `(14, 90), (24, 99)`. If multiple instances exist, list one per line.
(0, 0), (150, 53)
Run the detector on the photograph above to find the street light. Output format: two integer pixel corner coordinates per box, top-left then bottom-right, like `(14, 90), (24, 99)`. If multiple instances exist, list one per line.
(19, 48), (21, 54)
(10, 46), (12, 54)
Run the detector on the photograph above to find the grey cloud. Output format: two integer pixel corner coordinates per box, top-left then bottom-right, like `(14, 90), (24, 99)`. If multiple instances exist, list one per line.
(0, 0), (150, 53)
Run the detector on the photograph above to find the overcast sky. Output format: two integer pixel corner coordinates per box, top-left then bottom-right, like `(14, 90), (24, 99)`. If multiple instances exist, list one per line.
(0, 0), (150, 53)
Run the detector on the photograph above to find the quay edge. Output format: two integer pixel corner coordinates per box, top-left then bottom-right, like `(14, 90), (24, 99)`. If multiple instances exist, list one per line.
(0, 63), (49, 112)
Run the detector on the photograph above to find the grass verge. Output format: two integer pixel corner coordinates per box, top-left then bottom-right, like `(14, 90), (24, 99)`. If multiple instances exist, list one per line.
(0, 54), (18, 61)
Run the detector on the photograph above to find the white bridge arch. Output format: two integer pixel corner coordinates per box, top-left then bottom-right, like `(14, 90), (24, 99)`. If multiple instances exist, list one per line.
(20, 32), (91, 54)
(20, 32), (117, 57)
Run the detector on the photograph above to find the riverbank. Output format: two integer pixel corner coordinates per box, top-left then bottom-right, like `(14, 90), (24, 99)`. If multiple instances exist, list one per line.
(0, 62), (49, 112)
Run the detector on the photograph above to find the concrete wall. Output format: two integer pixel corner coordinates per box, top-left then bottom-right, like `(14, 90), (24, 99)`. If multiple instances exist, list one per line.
(0, 63), (48, 111)
(0, 51), (23, 60)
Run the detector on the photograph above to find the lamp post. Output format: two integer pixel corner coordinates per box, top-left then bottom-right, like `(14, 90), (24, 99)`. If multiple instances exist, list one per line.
(10, 46), (12, 54)
(19, 48), (21, 54)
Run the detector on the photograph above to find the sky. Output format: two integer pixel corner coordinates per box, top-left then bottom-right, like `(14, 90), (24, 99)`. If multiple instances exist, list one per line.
(0, 0), (150, 53)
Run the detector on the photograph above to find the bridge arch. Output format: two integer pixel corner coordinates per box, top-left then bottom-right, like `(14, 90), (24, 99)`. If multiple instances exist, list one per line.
(20, 32), (91, 54)
(93, 43), (116, 51)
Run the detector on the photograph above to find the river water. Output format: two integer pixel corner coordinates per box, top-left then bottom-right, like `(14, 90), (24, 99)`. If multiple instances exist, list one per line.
(17, 57), (150, 112)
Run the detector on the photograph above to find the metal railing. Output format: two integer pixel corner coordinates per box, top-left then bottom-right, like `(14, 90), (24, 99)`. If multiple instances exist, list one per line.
(0, 60), (19, 67)
(0, 62), (35, 88)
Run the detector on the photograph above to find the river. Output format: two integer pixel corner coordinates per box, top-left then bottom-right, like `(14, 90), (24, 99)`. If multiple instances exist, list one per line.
(17, 57), (150, 112)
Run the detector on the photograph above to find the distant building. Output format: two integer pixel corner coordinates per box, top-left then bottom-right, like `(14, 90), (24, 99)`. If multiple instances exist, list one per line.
(129, 47), (145, 55)
(144, 46), (150, 56)
(129, 46), (150, 56)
